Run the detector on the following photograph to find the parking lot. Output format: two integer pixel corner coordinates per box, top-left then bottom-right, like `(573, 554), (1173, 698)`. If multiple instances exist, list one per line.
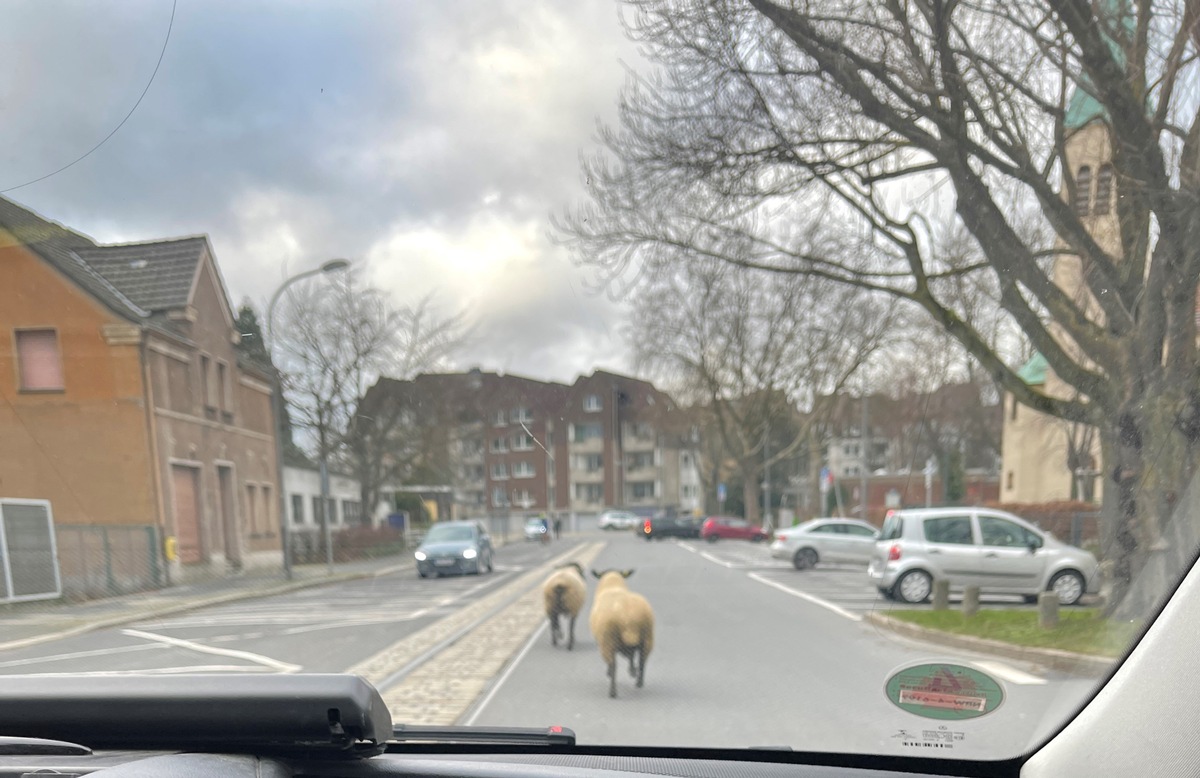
(675, 538), (1039, 616)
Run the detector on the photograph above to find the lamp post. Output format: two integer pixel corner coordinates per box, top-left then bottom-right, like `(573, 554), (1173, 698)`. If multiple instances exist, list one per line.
(267, 258), (351, 578)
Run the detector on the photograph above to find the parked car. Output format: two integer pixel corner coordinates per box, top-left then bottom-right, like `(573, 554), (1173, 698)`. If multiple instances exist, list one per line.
(770, 518), (879, 569)
(414, 520), (494, 578)
(598, 510), (639, 531)
(867, 507), (1101, 605)
(700, 516), (769, 543)
(641, 514), (702, 540)
(524, 517), (549, 541)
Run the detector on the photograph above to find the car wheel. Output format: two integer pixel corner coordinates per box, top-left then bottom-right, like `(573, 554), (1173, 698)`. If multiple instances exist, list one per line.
(751, 535), (764, 543)
(793, 548), (818, 570)
(706, 534), (719, 543)
(417, 570), (428, 579)
(895, 570), (933, 604)
(1049, 570), (1085, 605)
(486, 553), (494, 573)
(1023, 594), (1038, 605)
(644, 534), (653, 542)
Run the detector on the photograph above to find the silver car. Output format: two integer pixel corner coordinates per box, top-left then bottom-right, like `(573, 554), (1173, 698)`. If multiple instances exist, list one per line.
(770, 518), (879, 569)
(867, 507), (1101, 605)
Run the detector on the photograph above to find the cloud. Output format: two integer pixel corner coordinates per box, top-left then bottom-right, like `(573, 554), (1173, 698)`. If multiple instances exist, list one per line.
(0, 0), (642, 382)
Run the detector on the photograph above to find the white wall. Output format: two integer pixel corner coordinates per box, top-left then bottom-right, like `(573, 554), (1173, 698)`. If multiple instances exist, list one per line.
(283, 466), (363, 529)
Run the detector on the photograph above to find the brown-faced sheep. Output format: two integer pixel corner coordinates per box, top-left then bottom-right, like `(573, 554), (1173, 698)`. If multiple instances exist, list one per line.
(589, 568), (654, 698)
(543, 562), (587, 649)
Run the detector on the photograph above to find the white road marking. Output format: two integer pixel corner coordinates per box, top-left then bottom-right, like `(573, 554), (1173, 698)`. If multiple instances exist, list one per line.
(459, 621), (548, 726)
(972, 659), (1047, 686)
(700, 552), (739, 569)
(0, 643), (161, 669)
(17, 665), (275, 676)
(748, 573), (863, 622)
(121, 628), (302, 673)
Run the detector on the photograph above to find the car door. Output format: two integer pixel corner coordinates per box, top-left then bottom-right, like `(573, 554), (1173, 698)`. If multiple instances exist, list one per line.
(809, 523), (850, 561)
(976, 514), (1047, 593)
(729, 519), (751, 539)
(919, 514), (984, 587)
(841, 523), (879, 564)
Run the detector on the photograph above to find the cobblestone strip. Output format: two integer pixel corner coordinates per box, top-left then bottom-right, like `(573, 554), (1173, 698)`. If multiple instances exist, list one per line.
(381, 542), (606, 725)
(344, 541), (594, 686)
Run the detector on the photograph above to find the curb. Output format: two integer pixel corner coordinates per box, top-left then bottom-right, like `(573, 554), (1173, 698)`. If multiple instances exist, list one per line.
(0, 559), (414, 654)
(865, 612), (1114, 677)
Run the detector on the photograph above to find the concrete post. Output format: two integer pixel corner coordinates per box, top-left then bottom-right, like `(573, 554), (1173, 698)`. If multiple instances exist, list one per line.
(1038, 592), (1060, 629)
(932, 579), (950, 610)
(962, 585), (980, 617)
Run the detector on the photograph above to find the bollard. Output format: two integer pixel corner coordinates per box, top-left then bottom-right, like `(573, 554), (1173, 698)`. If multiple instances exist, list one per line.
(1038, 592), (1060, 629)
(962, 585), (981, 617)
(932, 579), (950, 610)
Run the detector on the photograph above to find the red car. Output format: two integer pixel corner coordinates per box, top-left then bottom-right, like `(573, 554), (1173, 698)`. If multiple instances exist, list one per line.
(700, 516), (769, 543)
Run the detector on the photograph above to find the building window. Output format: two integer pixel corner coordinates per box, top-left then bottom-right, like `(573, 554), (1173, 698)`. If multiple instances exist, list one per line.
(513, 461), (535, 478)
(513, 407), (532, 423)
(548, 486), (556, 505)
(291, 494), (305, 525)
(681, 453), (691, 468)
(573, 453), (603, 471)
(573, 423), (603, 442)
(261, 485), (273, 535)
(584, 394), (602, 412)
(493, 409), (507, 426)
(14, 329), (64, 391)
(513, 433), (535, 451)
(492, 487), (508, 507)
(1006, 471), (1014, 491)
(246, 484), (260, 536)
(491, 463), (509, 480)
(629, 481), (656, 499)
(1094, 164), (1114, 216)
(199, 354), (216, 410)
(327, 498), (339, 524)
(574, 483), (604, 503)
(1073, 165), (1092, 215)
(342, 500), (361, 525)
(491, 436), (508, 453)
(216, 360), (232, 420)
(512, 489), (533, 507)
(626, 452), (654, 470)
(312, 496), (324, 525)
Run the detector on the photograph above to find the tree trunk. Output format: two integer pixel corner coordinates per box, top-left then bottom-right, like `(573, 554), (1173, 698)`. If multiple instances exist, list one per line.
(1106, 390), (1200, 619)
(742, 467), (760, 525)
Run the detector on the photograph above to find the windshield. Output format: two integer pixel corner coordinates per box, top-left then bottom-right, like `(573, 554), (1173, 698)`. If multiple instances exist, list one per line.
(423, 526), (475, 544)
(2, 0), (1199, 765)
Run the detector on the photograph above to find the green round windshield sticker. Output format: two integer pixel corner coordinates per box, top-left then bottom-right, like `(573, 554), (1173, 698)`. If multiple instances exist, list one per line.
(885, 663), (1004, 720)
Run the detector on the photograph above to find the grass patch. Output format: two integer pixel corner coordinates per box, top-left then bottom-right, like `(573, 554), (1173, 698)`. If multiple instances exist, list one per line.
(887, 609), (1142, 658)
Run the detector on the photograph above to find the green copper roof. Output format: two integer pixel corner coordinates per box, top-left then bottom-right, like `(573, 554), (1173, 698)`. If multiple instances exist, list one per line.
(1017, 352), (1049, 385)
(1065, 0), (1137, 131)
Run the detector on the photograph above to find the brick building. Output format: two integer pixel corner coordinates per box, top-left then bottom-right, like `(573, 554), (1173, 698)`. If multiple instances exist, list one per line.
(0, 197), (279, 588)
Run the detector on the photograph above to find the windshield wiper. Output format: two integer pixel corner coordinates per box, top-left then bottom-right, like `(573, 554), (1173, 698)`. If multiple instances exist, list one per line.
(390, 725), (576, 747)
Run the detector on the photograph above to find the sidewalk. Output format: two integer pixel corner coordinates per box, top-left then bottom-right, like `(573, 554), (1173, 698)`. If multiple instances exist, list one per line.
(0, 554), (414, 653)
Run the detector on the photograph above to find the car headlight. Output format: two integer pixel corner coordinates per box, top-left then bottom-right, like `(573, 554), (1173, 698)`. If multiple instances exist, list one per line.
(414, 551), (427, 561)
(463, 548), (478, 559)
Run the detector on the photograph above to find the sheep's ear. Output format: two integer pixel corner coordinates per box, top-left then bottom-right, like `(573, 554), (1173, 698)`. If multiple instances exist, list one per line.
(621, 569), (635, 578)
(591, 569), (603, 579)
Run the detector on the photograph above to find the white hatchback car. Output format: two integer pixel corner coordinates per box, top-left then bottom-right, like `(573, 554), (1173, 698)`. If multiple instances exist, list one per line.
(867, 507), (1101, 605)
(598, 510), (639, 530)
(770, 518), (879, 569)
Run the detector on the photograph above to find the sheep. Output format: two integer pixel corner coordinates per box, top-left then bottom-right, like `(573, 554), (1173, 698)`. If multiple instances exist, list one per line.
(589, 568), (655, 698)
(543, 562), (587, 650)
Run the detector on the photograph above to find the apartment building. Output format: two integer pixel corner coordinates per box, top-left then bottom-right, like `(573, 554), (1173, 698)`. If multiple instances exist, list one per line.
(364, 369), (700, 518)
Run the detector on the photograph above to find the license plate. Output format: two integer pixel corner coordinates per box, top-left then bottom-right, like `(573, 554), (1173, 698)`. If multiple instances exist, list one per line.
(434, 559), (455, 566)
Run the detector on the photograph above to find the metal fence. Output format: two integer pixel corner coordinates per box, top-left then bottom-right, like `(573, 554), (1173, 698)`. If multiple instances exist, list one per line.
(55, 524), (164, 600)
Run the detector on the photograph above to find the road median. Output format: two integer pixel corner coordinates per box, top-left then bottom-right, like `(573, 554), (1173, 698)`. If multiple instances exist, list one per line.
(865, 611), (1118, 677)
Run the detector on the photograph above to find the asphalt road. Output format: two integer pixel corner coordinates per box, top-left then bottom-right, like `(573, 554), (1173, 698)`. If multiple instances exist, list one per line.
(0, 534), (572, 675)
(464, 532), (1105, 759)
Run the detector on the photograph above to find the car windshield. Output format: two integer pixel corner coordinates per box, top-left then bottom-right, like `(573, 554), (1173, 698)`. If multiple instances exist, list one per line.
(424, 525), (475, 544)
(3, 0), (1199, 766)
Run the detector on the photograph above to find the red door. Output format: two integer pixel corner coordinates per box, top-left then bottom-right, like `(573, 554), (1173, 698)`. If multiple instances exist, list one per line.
(171, 465), (203, 564)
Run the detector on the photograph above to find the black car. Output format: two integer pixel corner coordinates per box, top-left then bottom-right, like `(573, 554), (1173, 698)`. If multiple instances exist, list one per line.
(641, 514), (701, 540)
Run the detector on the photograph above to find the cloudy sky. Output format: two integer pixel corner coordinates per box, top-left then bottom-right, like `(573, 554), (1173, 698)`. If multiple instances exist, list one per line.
(1, 0), (644, 382)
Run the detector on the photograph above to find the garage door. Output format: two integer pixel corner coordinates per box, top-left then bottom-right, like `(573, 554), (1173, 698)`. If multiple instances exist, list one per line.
(171, 465), (202, 564)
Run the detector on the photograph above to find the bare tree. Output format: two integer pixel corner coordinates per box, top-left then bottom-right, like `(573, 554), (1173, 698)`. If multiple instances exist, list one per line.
(275, 273), (465, 525)
(630, 259), (894, 525)
(561, 0), (1200, 613)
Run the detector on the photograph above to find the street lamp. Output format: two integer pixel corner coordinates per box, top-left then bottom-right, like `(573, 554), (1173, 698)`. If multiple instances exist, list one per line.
(267, 258), (352, 578)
